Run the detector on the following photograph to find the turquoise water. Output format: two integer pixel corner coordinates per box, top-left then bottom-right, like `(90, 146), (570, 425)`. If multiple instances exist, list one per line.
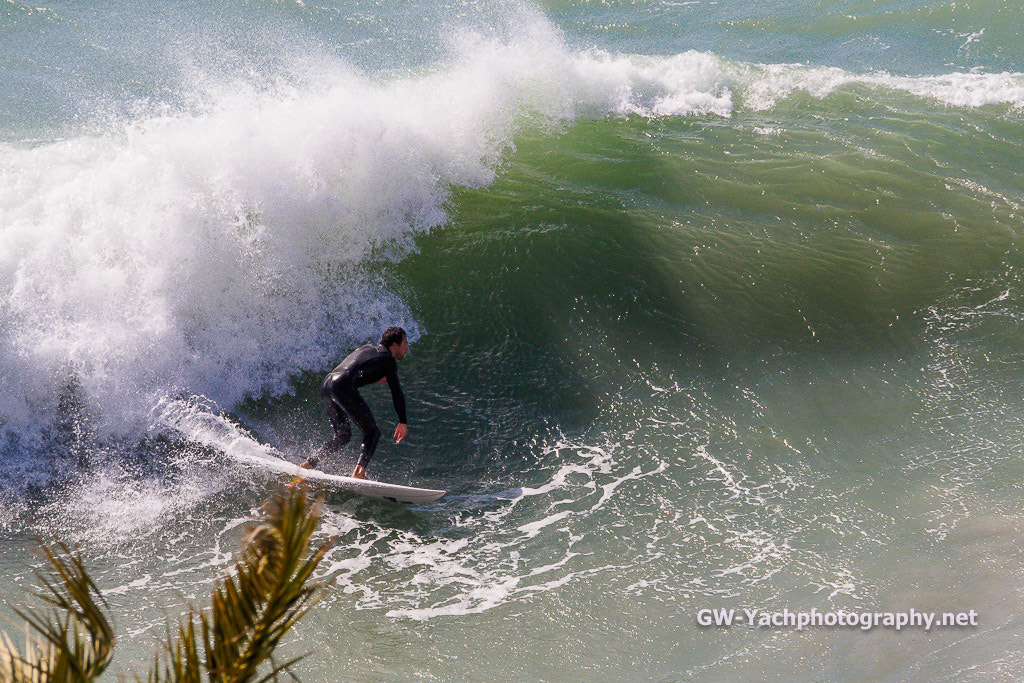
(2, 1), (1024, 680)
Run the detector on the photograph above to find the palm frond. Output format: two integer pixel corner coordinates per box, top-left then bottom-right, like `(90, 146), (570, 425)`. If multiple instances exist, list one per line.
(0, 542), (114, 683)
(149, 486), (333, 683)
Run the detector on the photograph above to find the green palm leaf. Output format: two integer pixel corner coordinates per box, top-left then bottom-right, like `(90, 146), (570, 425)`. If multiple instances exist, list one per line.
(146, 486), (333, 683)
(2, 486), (331, 683)
(0, 542), (114, 683)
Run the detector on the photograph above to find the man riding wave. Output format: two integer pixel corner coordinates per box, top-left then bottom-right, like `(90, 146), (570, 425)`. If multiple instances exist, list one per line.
(300, 326), (409, 479)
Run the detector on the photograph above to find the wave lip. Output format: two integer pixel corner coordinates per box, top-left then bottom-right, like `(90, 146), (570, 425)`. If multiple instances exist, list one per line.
(735, 62), (1024, 110)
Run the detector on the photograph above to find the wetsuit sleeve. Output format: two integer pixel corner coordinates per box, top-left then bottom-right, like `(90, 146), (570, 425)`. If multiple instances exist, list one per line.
(385, 359), (407, 423)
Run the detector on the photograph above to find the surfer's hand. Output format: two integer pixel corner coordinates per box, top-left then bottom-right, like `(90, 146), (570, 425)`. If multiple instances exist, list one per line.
(394, 423), (407, 444)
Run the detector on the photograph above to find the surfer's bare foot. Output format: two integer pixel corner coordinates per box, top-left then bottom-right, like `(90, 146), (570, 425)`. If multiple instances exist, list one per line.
(350, 465), (368, 480)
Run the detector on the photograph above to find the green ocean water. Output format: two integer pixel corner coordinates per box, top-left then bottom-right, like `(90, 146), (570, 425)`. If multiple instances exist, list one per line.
(2, 0), (1024, 680)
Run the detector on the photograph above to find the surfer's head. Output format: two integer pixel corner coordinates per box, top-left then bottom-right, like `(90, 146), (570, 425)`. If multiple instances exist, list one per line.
(381, 327), (409, 360)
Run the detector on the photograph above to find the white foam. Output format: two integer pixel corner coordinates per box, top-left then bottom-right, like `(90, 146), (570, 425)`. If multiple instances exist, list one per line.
(1, 70), (433, 457)
(31, 458), (232, 545)
(736, 62), (1024, 110)
(151, 395), (283, 461)
(517, 510), (571, 538)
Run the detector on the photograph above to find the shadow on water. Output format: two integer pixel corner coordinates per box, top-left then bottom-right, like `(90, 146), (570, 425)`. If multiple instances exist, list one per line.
(322, 493), (440, 534)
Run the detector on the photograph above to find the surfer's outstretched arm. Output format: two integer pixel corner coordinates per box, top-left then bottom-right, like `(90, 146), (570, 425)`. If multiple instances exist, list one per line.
(384, 361), (407, 424)
(383, 359), (408, 446)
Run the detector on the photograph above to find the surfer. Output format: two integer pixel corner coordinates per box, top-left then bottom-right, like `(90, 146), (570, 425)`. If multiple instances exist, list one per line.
(300, 327), (409, 479)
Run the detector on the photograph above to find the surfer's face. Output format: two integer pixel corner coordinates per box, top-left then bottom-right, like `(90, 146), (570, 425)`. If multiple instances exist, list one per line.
(393, 337), (409, 360)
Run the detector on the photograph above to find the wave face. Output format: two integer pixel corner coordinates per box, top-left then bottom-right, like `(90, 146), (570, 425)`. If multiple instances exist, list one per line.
(3, 3), (1023, 470)
(3, 1), (1024, 681)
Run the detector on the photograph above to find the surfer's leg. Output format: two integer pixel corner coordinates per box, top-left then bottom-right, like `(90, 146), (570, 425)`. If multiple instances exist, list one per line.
(303, 374), (353, 469)
(338, 389), (380, 476)
(323, 396), (352, 452)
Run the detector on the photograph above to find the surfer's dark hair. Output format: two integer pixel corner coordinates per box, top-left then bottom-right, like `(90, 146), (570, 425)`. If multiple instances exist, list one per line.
(381, 327), (407, 348)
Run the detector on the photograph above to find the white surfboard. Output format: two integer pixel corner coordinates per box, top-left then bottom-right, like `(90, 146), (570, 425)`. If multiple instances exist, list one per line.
(225, 437), (445, 505)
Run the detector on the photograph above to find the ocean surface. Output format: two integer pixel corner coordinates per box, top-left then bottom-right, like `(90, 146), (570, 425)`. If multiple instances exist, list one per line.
(2, 0), (1024, 680)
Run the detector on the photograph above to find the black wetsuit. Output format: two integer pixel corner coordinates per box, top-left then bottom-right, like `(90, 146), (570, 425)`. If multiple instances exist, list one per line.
(317, 343), (407, 469)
